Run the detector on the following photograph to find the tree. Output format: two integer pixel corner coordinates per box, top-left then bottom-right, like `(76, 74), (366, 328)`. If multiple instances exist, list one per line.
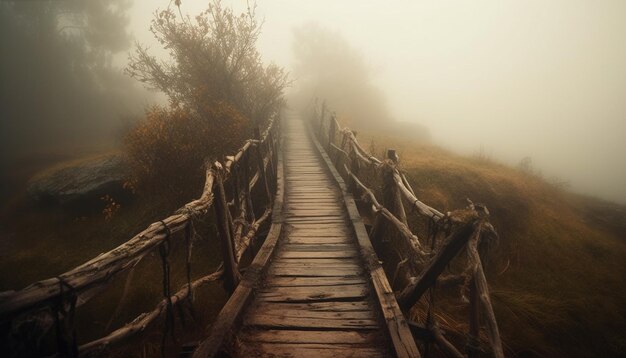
(0, 0), (144, 154)
(127, 0), (287, 125)
(290, 24), (391, 128)
(125, 1), (287, 197)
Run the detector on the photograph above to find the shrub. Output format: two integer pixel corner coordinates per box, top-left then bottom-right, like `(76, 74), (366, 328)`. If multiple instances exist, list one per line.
(125, 1), (286, 198)
(125, 103), (247, 197)
(127, 0), (287, 124)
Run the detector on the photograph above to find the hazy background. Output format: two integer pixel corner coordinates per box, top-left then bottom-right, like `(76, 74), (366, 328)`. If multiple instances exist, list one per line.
(3, 0), (625, 204)
(127, 0), (626, 204)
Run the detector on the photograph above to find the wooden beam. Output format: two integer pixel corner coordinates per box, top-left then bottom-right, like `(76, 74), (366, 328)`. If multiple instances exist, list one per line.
(468, 231), (505, 358)
(79, 270), (222, 355)
(467, 276), (481, 358)
(431, 324), (465, 358)
(192, 138), (285, 358)
(396, 218), (478, 310)
(254, 126), (272, 203)
(0, 171), (216, 321)
(308, 122), (421, 358)
(213, 163), (241, 293)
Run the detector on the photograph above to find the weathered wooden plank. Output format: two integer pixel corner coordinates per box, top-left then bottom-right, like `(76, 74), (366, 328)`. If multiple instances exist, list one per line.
(246, 301), (372, 312)
(239, 330), (382, 345)
(286, 201), (340, 206)
(286, 192), (338, 197)
(276, 250), (358, 259)
(273, 258), (360, 265)
(279, 244), (356, 251)
(191, 128), (285, 358)
(245, 314), (379, 330)
(308, 121), (421, 358)
(269, 266), (363, 277)
(284, 236), (352, 244)
(287, 186), (336, 191)
(289, 225), (350, 231)
(285, 211), (345, 217)
(250, 302), (373, 318)
(237, 343), (386, 358)
(285, 234), (350, 239)
(285, 217), (346, 222)
(197, 117), (396, 357)
(270, 264), (361, 272)
(264, 276), (366, 287)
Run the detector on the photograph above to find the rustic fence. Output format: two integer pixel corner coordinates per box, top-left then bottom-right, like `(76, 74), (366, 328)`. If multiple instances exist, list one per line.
(0, 116), (281, 357)
(311, 101), (504, 358)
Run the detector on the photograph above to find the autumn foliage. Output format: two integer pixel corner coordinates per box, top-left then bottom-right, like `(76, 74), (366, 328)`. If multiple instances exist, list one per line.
(126, 103), (247, 196)
(125, 1), (286, 198)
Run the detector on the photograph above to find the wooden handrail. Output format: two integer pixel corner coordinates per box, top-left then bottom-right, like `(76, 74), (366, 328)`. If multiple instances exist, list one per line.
(1, 115), (281, 356)
(310, 100), (504, 357)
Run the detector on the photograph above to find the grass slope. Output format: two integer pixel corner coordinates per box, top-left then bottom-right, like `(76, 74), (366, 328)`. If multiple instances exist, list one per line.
(364, 131), (626, 357)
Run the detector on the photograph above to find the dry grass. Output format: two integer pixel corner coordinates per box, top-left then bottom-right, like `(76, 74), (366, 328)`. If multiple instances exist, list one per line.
(0, 151), (228, 355)
(361, 130), (626, 357)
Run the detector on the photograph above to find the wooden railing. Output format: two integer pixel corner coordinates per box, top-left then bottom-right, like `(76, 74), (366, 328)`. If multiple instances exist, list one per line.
(0, 116), (281, 356)
(311, 102), (504, 358)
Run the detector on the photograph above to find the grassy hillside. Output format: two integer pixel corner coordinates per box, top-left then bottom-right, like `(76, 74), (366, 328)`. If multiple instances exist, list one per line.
(364, 131), (626, 357)
(0, 153), (228, 354)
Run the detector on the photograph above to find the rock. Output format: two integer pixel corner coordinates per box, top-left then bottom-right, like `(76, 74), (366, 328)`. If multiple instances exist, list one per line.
(27, 153), (130, 207)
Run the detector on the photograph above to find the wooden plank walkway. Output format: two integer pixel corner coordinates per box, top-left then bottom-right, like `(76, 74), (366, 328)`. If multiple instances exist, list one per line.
(194, 116), (418, 357)
(233, 118), (392, 357)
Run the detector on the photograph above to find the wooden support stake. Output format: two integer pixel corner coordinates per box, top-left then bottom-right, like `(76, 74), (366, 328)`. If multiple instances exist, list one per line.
(431, 324), (465, 358)
(467, 277), (481, 357)
(242, 149), (255, 223)
(319, 101), (326, 137)
(328, 112), (337, 150)
(397, 219), (477, 310)
(348, 131), (360, 195)
(468, 232), (505, 358)
(383, 149), (408, 226)
(254, 126), (272, 203)
(369, 211), (387, 251)
(269, 127), (279, 190)
(213, 164), (241, 293)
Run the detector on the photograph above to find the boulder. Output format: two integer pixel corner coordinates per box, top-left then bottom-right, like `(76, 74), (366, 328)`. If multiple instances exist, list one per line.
(27, 153), (129, 207)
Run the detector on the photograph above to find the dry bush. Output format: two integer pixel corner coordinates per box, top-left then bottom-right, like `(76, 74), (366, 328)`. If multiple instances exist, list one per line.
(125, 1), (286, 200)
(125, 103), (247, 198)
(127, 1), (287, 125)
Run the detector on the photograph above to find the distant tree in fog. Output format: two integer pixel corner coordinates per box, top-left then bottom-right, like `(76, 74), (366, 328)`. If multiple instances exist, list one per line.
(290, 24), (392, 128)
(0, 0), (145, 162)
(124, 0), (287, 197)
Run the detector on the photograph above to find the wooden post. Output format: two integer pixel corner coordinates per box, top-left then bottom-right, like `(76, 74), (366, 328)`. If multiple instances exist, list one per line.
(383, 149), (407, 225)
(318, 101), (326, 137)
(254, 126), (272, 203)
(242, 149), (255, 223)
(468, 236), (505, 358)
(348, 132), (360, 195)
(266, 126), (280, 193)
(231, 160), (242, 217)
(396, 220), (476, 310)
(378, 149), (411, 287)
(328, 113), (337, 150)
(467, 277), (481, 357)
(369, 211), (387, 251)
(212, 164), (240, 293)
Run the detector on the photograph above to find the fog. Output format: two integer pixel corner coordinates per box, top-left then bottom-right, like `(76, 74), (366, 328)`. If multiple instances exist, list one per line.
(126, 0), (626, 204)
(3, 0), (625, 204)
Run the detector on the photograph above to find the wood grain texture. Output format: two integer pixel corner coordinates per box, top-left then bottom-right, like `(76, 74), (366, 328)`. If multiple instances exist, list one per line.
(192, 116), (420, 358)
(224, 117), (393, 357)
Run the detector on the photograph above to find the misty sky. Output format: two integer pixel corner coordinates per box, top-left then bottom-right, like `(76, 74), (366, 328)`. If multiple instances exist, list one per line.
(129, 0), (626, 203)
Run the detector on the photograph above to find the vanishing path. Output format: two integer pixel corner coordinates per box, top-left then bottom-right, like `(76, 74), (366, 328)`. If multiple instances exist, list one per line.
(228, 117), (411, 357)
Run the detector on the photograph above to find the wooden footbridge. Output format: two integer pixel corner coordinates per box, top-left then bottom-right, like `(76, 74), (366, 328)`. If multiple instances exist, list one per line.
(0, 104), (504, 358)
